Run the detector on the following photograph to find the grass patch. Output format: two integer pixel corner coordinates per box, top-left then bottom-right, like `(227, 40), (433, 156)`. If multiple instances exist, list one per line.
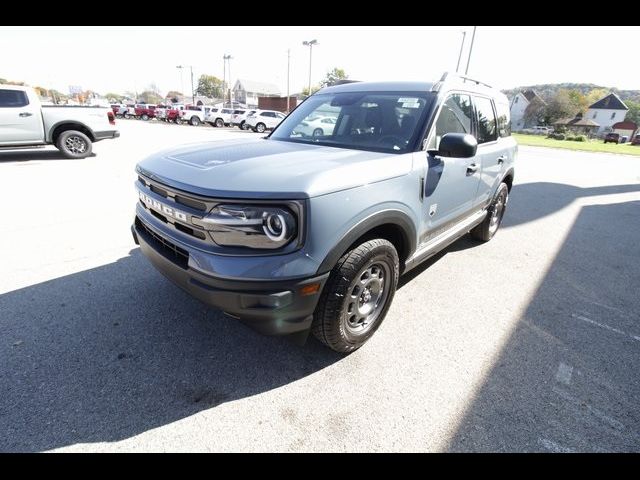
(513, 133), (640, 156)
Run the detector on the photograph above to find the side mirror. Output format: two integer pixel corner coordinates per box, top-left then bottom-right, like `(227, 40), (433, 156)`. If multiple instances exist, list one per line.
(428, 133), (477, 158)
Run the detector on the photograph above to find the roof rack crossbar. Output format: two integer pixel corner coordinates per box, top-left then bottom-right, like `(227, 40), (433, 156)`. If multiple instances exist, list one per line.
(431, 71), (492, 92)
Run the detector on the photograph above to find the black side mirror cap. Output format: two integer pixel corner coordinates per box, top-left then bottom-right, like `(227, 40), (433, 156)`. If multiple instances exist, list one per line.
(429, 133), (478, 158)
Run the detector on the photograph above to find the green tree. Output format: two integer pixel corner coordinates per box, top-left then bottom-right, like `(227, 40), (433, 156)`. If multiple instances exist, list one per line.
(105, 92), (124, 102)
(320, 67), (348, 87)
(139, 90), (163, 104)
(165, 90), (183, 103)
(625, 100), (640, 125)
(195, 74), (223, 98)
(544, 89), (581, 123)
(584, 88), (610, 110)
(301, 85), (321, 96)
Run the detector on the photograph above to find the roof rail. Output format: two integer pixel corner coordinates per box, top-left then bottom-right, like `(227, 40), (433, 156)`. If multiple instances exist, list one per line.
(431, 72), (492, 92)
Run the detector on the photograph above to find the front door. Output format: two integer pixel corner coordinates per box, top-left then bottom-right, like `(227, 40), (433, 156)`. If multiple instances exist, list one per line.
(420, 93), (481, 244)
(0, 88), (44, 145)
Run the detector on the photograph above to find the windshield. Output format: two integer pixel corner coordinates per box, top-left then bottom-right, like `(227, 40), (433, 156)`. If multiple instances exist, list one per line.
(271, 91), (432, 153)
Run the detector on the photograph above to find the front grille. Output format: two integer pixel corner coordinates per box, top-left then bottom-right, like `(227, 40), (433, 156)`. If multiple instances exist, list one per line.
(135, 216), (188, 269)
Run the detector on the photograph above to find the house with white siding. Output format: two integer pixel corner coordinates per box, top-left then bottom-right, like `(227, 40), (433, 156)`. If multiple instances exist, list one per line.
(585, 93), (628, 135)
(232, 80), (281, 108)
(509, 90), (546, 131)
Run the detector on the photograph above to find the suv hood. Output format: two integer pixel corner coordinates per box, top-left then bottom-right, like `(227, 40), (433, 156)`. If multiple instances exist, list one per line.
(136, 138), (413, 199)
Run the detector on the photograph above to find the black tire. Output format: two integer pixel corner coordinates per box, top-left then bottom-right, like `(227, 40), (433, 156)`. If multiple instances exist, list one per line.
(174, 117), (182, 125)
(141, 114), (149, 121)
(313, 128), (323, 137)
(240, 121), (248, 130)
(255, 122), (266, 133)
(312, 239), (399, 353)
(55, 130), (93, 159)
(190, 116), (201, 126)
(471, 182), (509, 242)
(215, 118), (224, 128)
(124, 113), (131, 119)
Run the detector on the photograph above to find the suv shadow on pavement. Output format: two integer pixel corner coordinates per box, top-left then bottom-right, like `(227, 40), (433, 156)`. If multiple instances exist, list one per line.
(0, 149), (97, 162)
(0, 250), (342, 452)
(445, 182), (640, 451)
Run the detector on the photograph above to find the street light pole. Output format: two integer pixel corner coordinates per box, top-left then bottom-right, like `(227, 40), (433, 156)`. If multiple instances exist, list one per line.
(456, 30), (467, 73)
(465, 26), (477, 75)
(176, 65), (195, 104)
(223, 54), (232, 106)
(302, 39), (318, 96)
(286, 49), (290, 112)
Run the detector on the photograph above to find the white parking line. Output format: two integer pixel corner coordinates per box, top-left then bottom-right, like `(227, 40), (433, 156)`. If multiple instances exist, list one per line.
(555, 363), (573, 385)
(552, 386), (625, 431)
(571, 314), (640, 343)
(539, 438), (574, 453)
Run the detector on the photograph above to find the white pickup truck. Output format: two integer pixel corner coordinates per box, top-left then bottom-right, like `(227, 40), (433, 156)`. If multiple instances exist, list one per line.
(0, 85), (120, 158)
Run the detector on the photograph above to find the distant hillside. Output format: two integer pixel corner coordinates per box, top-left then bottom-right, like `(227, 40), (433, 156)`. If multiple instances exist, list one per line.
(502, 83), (640, 104)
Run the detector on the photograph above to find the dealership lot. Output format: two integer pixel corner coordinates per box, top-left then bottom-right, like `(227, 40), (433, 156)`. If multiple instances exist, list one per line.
(1, 120), (639, 452)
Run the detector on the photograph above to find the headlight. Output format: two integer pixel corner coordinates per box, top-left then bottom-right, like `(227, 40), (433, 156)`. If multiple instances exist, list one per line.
(192, 205), (297, 249)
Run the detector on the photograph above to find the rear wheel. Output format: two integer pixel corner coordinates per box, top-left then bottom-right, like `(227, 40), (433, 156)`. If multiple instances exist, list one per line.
(471, 182), (509, 242)
(56, 130), (93, 159)
(215, 118), (224, 128)
(240, 121), (248, 130)
(313, 128), (323, 137)
(141, 114), (149, 121)
(255, 122), (266, 133)
(312, 239), (399, 353)
(174, 117), (182, 125)
(190, 116), (201, 126)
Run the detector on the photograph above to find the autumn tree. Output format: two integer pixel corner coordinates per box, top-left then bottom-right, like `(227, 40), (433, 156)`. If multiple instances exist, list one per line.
(321, 67), (348, 87)
(195, 75), (223, 98)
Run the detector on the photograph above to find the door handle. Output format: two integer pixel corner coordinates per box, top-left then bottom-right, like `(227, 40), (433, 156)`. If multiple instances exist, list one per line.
(466, 163), (479, 175)
(19, 112), (33, 117)
(497, 155), (507, 164)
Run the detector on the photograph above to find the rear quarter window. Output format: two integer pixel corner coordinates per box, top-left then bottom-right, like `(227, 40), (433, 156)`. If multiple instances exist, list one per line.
(495, 101), (511, 137)
(0, 89), (29, 107)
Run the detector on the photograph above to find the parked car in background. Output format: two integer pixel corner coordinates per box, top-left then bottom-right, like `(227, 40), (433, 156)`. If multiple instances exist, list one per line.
(632, 134), (640, 145)
(206, 107), (234, 127)
(155, 104), (169, 121)
(165, 105), (185, 124)
(293, 115), (337, 137)
(604, 132), (620, 144)
(0, 84), (119, 158)
(245, 109), (286, 133)
(123, 104), (136, 119)
(111, 104), (128, 118)
(181, 105), (211, 126)
(620, 135), (629, 144)
(230, 109), (256, 130)
(522, 126), (552, 135)
(134, 104), (157, 121)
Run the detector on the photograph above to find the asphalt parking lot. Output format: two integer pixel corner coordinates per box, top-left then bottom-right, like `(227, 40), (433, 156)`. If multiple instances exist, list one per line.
(1, 119), (639, 452)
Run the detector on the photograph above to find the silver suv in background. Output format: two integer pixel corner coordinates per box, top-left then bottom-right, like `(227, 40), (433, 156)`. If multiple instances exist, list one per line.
(132, 72), (516, 352)
(245, 109), (286, 133)
(206, 107), (234, 128)
(231, 109), (256, 130)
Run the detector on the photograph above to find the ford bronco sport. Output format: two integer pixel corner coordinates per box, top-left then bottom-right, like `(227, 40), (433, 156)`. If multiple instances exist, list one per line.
(132, 72), (517, 352)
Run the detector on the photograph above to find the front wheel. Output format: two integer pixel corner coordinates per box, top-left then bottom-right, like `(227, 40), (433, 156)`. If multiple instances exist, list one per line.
(255, 122), (266, 133)
(312, 128), (323, 137)
(141, 114), (149, 121)
(312, 239), (399, 353)
(215, 118), (224, 128)
(56, 130), (93, 159)
(190, 116), (201, 126)
(240, 121), (248, 130)
(471, 182), (509, 242)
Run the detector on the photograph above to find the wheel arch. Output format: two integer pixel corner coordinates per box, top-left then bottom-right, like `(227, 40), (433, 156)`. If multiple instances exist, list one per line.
(501, 168), (515, 192)
(317, 210), (417, 275)
(50, 121), (95, 143)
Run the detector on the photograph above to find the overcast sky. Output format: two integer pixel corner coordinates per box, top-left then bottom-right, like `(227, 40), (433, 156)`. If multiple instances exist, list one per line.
(2, 26), (638, 96)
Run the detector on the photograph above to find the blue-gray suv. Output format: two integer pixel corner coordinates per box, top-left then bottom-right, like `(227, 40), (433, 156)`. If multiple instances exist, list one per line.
(132, 72), (517, 352)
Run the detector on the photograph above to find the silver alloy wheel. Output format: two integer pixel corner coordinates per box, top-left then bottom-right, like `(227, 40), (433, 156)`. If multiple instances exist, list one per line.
(344, 262), (391, 334)
(65, 135), (87, 154)
(489, 190), (507, 235)
(256, 123), (266, 133)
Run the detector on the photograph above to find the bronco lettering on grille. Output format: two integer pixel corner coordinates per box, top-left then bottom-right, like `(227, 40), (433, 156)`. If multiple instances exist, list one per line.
(138, 191), (188, 222)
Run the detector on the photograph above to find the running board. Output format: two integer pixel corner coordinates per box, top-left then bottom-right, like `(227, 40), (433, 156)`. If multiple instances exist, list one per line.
(404, 209), (487, 272)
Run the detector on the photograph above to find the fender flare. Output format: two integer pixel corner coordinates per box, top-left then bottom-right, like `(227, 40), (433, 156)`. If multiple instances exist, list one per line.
(317, 209), (417, 274)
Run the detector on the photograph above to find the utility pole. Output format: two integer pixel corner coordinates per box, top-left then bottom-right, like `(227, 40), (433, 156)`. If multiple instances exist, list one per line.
(302, 39), (318, 95)
(223, 54), (232, 106)
(456, 30), (467, 73)
(287, 49), (291, 112)
(190, 66), (194, 105)
(465, 26), (477, 75)
(222, 56), (226, 105)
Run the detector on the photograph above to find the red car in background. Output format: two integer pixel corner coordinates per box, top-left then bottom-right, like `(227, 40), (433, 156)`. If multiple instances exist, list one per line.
(134, 104), (157, 121)
(165, 104), (185, 124)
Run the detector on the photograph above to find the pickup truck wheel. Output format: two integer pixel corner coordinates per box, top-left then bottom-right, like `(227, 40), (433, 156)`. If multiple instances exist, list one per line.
(141, 114), (149, 121)
(255, 122), (266, 133)
(215, 118), (224, 128)
(174, 117), (182, 125)
(240, 121), (248, 130)
(471, 182), (509, 242)
(56, 130), (93, 159)
(312, 239), (399, 353)
(190, 116), (201, 126)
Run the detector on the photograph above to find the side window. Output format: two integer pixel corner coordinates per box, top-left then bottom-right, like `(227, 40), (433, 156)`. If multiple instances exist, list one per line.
(474, 96), (497, 144)
(428, 94), (473, 150)
(495, 101), (511, 137)
(0, 90), (29, 107)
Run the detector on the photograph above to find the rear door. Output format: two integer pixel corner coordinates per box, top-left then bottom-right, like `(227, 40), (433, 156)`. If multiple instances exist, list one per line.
(473, 95), (506, 207)
(0, 88), (44, 145)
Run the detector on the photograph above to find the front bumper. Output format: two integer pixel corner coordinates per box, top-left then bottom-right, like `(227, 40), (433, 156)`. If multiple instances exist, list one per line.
(132, 217), (329, 335)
